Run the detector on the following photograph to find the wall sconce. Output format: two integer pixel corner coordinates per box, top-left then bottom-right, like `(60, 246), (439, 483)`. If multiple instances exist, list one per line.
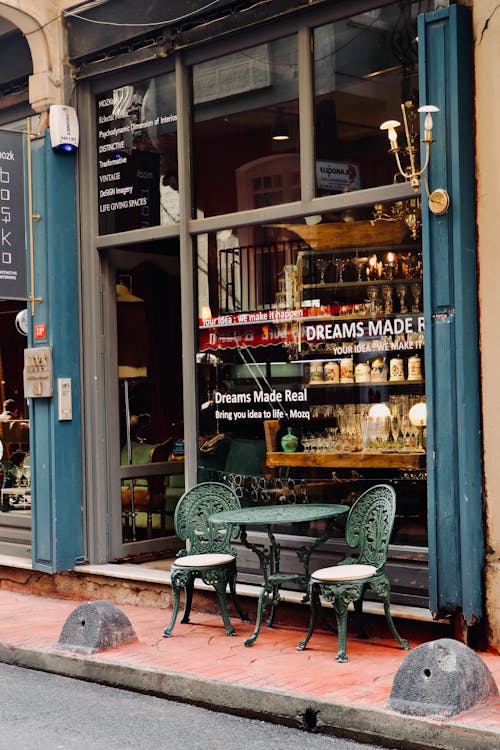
(380, 103), (450, 215)
(272, 110), (289, 141)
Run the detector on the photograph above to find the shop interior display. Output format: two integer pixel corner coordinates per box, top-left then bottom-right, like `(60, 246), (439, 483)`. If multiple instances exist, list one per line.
(197, 208), (428, 575)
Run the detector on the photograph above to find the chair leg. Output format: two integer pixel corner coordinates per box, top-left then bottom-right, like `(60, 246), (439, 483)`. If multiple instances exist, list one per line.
(380, 583), (410, 651)
(354, 593), (369, 639)
(228, 573), (251, 622)
(180, 577), (195, 624)
(297, 585), (320, 651)
(334, 598), (349, 663)
(213, 574), (236, 636)
(163, 576), (182, 637)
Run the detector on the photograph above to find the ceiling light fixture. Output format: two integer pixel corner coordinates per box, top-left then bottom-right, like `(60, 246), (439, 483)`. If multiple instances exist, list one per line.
(272, 110), (289, 141)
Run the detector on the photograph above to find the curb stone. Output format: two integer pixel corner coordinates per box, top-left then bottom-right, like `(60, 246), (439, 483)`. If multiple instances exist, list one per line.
(0, 641), (497, 750)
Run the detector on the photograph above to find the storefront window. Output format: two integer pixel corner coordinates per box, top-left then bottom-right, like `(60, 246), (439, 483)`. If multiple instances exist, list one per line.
(192, 36), (300, 218)
(314, 2), (423, 196)
(96, 73), (178, 235)
(196, 202), (427, 554)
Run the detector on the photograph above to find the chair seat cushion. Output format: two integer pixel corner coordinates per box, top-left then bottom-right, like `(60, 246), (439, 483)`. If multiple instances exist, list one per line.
(312, 563), (377, 582)
(174, 553), (235, 568)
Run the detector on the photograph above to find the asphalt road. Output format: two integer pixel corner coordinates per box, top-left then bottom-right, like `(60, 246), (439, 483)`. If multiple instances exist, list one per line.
(0, 662), (390, 750)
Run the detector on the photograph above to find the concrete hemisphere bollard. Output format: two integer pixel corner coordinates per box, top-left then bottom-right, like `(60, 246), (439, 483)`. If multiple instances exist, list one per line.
(55, 600), (138, 654)
(387, 637), (498, 717)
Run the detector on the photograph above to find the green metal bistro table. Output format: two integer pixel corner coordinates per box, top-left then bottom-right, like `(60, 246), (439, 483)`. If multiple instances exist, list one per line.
(209, 503), (348, 646)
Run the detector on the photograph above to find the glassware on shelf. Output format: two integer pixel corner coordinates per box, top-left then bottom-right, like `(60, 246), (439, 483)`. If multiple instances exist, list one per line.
(396, 284), (408, 313)
(334, 258), (346, 283)
(382, 285), (393, 314)
(301, 431), (313, 452)
(354, 257), (368, 281)
(367, 285), (379, 315)
(410, 282), (422, 313)
(316, 257), (331, 284)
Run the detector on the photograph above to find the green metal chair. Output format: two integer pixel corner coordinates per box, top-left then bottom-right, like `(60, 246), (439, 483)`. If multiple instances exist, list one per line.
(297, 484), (410, 662)
(163, 482), (249, 637)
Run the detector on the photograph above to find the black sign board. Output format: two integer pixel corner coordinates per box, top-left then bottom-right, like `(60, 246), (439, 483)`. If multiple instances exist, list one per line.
(96, 88), (161, 234)
(0, 130), (26, 300)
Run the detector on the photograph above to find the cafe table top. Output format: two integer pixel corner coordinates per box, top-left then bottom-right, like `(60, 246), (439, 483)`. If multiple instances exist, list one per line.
(209, 503), (349, 526)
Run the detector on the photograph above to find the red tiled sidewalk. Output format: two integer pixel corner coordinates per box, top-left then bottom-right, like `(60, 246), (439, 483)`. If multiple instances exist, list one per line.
(0, 589), (498, 747)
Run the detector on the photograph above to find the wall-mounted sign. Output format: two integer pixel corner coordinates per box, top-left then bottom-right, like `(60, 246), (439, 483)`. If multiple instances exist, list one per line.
(24, 346), (53, 398)
(0, 130), (26, 299)
(95, 75), (178, 235)
(316, 160), (361, 192)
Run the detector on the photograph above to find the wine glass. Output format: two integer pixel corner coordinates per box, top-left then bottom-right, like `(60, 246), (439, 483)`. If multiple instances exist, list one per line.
(354, 257), (368, 281)
(391, 413), (402, 449)
(411, 282), (422, 313)
(316, 258), (331, 284)
(335, 258), (346, 283)
(367, 286), (379, 316)
(382, 285), (393, 314)
(396, 284), (407, 314)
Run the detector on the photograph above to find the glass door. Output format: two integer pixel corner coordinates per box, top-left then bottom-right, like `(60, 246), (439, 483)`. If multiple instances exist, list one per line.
(108, 244), (184, 561)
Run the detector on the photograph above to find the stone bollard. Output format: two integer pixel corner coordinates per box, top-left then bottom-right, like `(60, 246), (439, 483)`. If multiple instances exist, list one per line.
(387, 637), (498, 717)
(55, 600), (137, 654)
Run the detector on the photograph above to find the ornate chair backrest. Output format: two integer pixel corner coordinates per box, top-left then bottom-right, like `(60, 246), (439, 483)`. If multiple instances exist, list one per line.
(174, 482), (241, 556)
(344, 484), (396, 571)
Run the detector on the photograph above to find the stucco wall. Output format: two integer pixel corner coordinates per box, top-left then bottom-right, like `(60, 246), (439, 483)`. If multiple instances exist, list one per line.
(0, 1), (74, 110)
(472, 0), (500, 650)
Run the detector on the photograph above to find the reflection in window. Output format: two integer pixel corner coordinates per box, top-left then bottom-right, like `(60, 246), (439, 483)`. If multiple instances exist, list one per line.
(192, 37), (299, 218)
(313, 1), (432, 196)
(195, 204), (427, 549)
(116, 260), (184, 542)
(96, 72), (178, 235)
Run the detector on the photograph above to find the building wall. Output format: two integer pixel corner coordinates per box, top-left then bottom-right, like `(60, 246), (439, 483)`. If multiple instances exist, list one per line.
(472, 0), (500, 651)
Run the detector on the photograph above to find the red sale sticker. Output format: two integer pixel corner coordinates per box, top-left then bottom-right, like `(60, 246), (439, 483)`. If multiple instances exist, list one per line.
(34, 324), (47, 340)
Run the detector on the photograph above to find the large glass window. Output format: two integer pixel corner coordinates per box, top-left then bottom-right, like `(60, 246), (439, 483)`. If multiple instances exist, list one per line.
(314, 3), (423, 196)
(192, 36), (300, 218)
(196, 201), (427, 555)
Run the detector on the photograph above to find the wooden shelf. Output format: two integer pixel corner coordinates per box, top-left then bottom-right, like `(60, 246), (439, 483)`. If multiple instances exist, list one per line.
(272, 220), (409, 249)
(266, 451), (426, 469)
(305, 379), (424, 387)
(300, 278), (422, 291)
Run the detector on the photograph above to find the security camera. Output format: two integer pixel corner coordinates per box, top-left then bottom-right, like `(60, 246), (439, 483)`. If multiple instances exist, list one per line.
(49, 105), (79, 153)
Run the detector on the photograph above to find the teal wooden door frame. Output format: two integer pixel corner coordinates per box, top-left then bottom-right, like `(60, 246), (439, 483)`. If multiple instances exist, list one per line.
(27, 133), (83, 572)
(419, 5), (483, 623)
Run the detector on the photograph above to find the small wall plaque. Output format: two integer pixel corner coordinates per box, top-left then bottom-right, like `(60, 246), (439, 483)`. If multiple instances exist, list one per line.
(24, 346), (53, 398)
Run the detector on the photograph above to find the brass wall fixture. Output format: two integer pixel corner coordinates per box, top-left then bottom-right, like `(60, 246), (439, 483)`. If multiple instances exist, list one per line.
(26, 117), (43, 316)
(371, 198), (421, 240)
(380, 102), (450, 215)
